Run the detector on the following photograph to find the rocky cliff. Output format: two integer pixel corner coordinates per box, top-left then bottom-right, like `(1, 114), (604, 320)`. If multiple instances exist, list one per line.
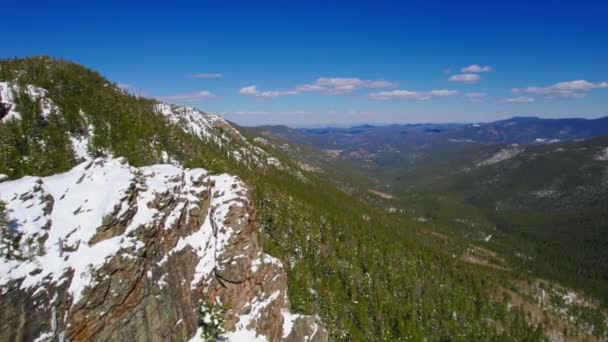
(0, 157), (326, 341)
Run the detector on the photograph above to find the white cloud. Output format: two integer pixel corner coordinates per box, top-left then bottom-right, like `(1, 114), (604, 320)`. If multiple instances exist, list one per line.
(162, 90), (217, 102)
(238, 85), (298, 99)
(448, 73), (482, 83)
(369, 89), (458, 101)
(190, 73), (223, 79)
(499, 96), (535, 103)
(513, 80), (608, 98)
(461, 64), (494, 73)
(224, 109), (312, 116)
(466, 92), (487, 103)
(238, 85), (259, 96)
(239, 77), (396, 99)
(298, 77), (396, 94)
(295, 84), (325, 92)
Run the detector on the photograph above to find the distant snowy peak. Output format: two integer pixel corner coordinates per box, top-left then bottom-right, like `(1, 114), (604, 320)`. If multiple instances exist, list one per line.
(0, 81), (59, 122)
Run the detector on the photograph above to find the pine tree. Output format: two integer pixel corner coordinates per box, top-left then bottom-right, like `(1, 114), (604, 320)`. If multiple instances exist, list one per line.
(0, 201), (21, 260)
(198, 303), (226, 341)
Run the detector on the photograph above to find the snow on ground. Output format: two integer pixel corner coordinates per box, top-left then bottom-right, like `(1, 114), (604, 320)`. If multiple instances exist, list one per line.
(225, 330), (268, 342)
(0, 158), (137, 304)
(188, 327), (268, 342)
(477, 145), (523, 167)
(69, 122), (95, 161)
(69, 135), (90, 161)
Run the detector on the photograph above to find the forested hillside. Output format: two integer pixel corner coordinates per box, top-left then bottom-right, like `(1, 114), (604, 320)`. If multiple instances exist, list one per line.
(251, 115), (608, 312)
(1, 57), (606, 341)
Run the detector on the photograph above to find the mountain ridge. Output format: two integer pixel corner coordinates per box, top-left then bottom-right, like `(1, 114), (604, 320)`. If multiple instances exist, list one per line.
(1, 56), (606, 341)
(0, 56), (327, 341)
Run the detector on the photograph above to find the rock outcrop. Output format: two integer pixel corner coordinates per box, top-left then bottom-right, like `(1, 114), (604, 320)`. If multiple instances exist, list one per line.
(0, 157), (326, 341)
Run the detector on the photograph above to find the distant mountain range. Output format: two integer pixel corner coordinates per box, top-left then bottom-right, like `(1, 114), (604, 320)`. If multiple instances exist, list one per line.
(451, 116), (608, 144)
(250, 114), (608, 326)
(250, 116), (608, 161)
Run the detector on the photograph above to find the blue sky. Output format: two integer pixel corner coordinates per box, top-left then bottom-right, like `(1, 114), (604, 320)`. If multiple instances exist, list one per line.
(2, 0), (607, 126)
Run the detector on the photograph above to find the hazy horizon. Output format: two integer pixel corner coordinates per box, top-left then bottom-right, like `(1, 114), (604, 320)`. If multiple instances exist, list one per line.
(230, 112), (608, 129)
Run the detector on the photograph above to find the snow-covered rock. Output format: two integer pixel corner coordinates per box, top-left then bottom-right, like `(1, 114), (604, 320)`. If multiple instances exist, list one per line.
(0, 158), (324, 341)
(0, 81), (58, 122)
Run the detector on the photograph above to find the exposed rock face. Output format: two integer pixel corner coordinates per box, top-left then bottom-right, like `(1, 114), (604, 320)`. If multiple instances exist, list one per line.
(0, 158), (325, 341)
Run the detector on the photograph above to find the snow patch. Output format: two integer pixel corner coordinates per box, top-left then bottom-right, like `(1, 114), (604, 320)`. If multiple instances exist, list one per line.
(225, 329), (268, 342)
(531, 189), (561, 199)
(477, 146), (523, 166)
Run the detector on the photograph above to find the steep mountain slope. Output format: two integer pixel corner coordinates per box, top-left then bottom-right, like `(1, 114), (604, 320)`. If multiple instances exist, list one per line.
(250, 122), (608, 340)
(0, 57), (280, 180)
(0, 57), (324, 341)
(0, 157), (323, 341)
(2, 57), (605, 341)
